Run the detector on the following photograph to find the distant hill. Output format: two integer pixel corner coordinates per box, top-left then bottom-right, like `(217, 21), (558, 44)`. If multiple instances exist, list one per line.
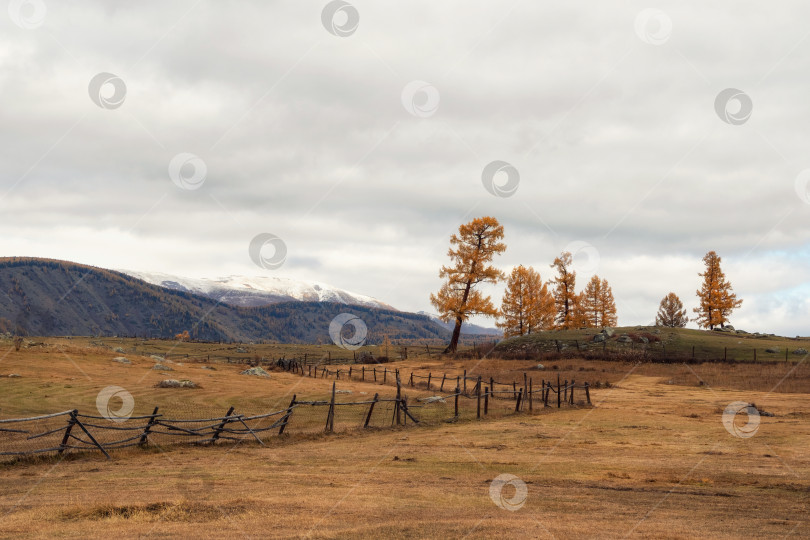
(0, 258), (454, 343)
(416, 311), (502, 337)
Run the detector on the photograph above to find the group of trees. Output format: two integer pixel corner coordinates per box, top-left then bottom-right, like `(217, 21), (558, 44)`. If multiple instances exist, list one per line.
(655, 250), (742, 330)
(430, 217), (618, 352)
(431, 218), (745, 352)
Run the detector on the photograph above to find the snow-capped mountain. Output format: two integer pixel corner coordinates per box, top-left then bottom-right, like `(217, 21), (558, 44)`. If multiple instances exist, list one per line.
(120, 270), (395, 310)
(417, 311), (502, 336)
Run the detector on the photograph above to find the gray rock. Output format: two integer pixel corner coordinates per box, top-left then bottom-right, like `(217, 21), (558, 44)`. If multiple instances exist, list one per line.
(725, 325), (735, 331)
(601, 327), (615, 337)
(335, 389), (352, 394)
(240, 366), (270, 377)
(792, 348), (808, 355)
(617, 335), (632, 343)
(418, 396), (446, 404)
(236, 347), (248, 354)
(534, 364), (545, 370)
(150, 355), (165, 362)
(639, 336), (649, 344)
(765, 347), (780, 354)
(593, 333), (606, 343)
(152, 363), (173, 371)
(157, 379), (196, 389)
(7, 373), (21, 378)
(113, 347), (125, 353)
(112, 356), (130, 364)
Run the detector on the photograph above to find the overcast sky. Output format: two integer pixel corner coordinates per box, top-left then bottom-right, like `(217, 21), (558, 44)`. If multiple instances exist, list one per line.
(1, 1), (809, 336)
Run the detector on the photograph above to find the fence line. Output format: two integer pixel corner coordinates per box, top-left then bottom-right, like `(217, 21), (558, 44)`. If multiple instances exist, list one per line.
(1, 367), (591, 463)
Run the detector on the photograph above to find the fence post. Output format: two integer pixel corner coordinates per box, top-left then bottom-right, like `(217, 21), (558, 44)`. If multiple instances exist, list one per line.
(585, 382), (591, 404)
(515, 389), (523, 412)
(454, 386), (460, 417)
(325, 383), (336, 432)
(440, 374), (446, 392)
(528, 378), (533, 412)
(570, 380), (575, 405)
(364, 393), (379, 428)
(564, 380), (568, 402)
(384, 368), (388, 384)
(138, 406), (159, 446)
(373, 367), (377, 382)
(212, 406), (236, 443)
(395, 373), (402, 425)
(362, 366), (365, 381)
(279, 395), (296, 435)
(409, 372), (414, 387)
(58, 410), (78, 455)
(349, 366), (352, 379)
(544, 382), (550, 407)
(427, 372), (432, 391)
(476, 376), (482, 419)
(557, 376), (561, 408)
(484, 386), (489, 414)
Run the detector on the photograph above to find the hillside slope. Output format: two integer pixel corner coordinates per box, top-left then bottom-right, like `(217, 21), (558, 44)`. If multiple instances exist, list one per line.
(0, 258), (450, 343)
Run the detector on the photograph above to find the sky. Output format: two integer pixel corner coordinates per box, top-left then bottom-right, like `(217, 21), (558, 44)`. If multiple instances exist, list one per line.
(1, 1), (809, 336)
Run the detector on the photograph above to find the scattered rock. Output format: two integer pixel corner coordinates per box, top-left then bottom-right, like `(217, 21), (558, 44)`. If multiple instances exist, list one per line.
(113, 347), (125, 353)
(112, 357), (130, 364)
(534, 363), (546, 370)
(593, 333), (606, 343)
(240, 366), (269, 377)
(335, 389), (352, 394)
(601, 327), (615, 337)
(765, 347), (780, 354)
(418, 396), (446, 404)
(200, 365), (216, 370)
(150, 355), (165, 362)
(7, 374), (21, 378)
(236, 347), (248, 354)
(639, 336), (649, 344)
(736, 329), (748, 334)
(725, 325), (735, 331)
(793, 348), (808, 355)
(157, 379), (197, 389)
(152, 364), (173, 371)
(617, 335), (632, 343)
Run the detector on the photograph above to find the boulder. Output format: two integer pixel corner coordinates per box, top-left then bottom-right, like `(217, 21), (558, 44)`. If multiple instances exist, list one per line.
(593, 333), (606, 343)
(240, 366), (270, 377)
(639, 336), (649, 344)
(112, 357), (130, 364)
(534, 364), (546, 370)
(157, 379), (197, 389)
(765, 347), (780, 354)
(601, 327), (615, 337)
(113, 347), (125, 353)
(792, 348), (808, 355)
(152, 363), (173, 371)
(150, 355), (165, 362)
(236, 347), (248, 354)
(617, 335), (632, 343)
(725, 325), (735, 331)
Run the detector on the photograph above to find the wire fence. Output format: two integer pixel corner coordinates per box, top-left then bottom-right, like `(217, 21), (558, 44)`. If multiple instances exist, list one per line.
(0, 361), (591, 463)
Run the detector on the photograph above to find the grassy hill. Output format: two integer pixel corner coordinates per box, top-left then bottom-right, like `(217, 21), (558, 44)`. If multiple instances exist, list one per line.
(496, 326), (810, 363)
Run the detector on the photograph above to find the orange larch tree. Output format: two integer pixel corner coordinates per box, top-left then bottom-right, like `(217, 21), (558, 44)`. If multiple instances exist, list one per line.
(597, 277), (618, 327)
(694, 251), (742, 329)
(497, 265), (555, 338)
(430, 217), (506, 353)
(550, 251), (577, 329)
(580, 276), (618, 327)
(655, 292), (688, 327)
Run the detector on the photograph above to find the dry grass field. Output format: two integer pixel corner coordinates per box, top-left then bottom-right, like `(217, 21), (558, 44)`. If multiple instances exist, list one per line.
(1, 337), (808, 538)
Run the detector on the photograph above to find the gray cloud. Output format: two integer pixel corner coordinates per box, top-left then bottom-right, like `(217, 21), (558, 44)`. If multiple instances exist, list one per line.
(1, 1), (809, 336)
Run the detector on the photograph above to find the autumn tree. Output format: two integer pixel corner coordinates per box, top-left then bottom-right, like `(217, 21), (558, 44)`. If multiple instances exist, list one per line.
(655, 292), (688, 327)
(497, 265), (556, 338)
(580, 275), (618, 327)
(694, 251), (742, 329)
(430, 216), (506, 353)
(550, 252), (577, 329)
(570, 292), (589, 328)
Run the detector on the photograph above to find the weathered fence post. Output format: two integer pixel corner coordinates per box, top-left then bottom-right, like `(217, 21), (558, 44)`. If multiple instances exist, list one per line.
(362, 366), (365, 381)
(325, 383), (336, 432)
(373, 367), (377, 382)
(279, 395), (296, 435)
(138, 406), (160, 446)
(395, 373), (402, 425)
(58, 410), (78, 455)
(528, 378), (533, 411)
(570, 380), (575, 405)
(476, 376), (482, 419)
(427, 372), (432, 391)
(364, 393), (379, 428)
(484, 386), (489, 414)
(212, 406), (236, 443)
(544, 381), (550, 407)
(557, 376), (561, 408)
(409, 372), (414, 387)
(454, 386), (460, 417)
(440, 374), (446, 392)
(564, 380), (568, 402)
(515, 389), (523, 412)
(585, 382), (591, 404)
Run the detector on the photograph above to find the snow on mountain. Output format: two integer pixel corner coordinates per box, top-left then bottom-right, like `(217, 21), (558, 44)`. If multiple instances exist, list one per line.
(416, 311), (502, 336)
(120, 270), (395, 310)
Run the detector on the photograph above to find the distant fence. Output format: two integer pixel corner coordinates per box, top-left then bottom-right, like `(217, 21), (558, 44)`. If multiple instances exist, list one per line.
(0, 364), (591, 463)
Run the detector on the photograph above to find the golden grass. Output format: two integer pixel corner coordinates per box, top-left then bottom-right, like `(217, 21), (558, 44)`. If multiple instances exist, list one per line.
(0, 337), (808, 538)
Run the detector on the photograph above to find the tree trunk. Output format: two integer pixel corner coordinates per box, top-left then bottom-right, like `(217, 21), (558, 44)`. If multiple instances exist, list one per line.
(444, 316), (463, 353)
